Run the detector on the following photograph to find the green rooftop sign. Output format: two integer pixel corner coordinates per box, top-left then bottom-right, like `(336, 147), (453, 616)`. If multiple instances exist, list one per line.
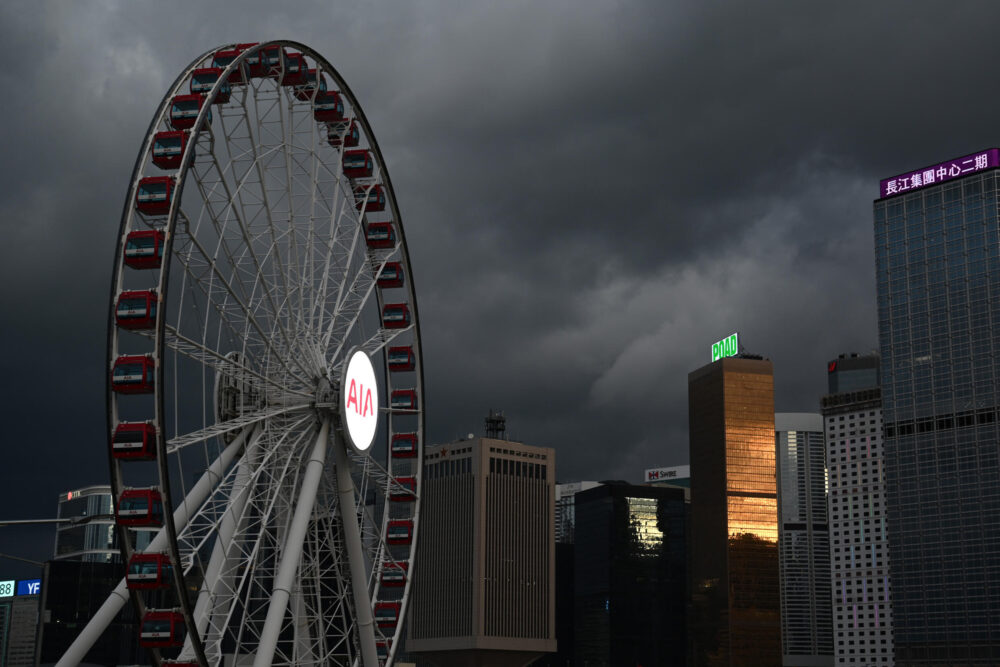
(712, 332), (739, 362)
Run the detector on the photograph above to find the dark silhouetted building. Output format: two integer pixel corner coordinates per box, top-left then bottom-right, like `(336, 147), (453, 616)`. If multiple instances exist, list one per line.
(35, 560), (145, 666)
(688, 356), (779, 666)
(776, 413), (833, 667)
(555, 481), (601, 545)
(875, 150), (1000, 664)
(822, 353), (893, 666)
(573, 482), (687, 666)
(0, 579), (41, 667)
(407, 437), (556, 666)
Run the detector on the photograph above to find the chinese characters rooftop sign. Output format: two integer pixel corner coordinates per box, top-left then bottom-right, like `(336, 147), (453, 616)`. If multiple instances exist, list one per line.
(880, 149), (1000, 198)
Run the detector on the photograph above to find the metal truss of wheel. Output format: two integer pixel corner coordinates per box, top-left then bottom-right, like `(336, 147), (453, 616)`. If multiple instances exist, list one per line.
(58, 41), (424, 667)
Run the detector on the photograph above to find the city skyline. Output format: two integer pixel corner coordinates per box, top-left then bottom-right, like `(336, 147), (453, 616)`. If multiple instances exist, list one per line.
(2, 1), (999, 573)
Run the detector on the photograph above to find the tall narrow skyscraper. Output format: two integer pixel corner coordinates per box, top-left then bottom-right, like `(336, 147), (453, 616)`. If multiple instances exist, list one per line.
(776, 413), (833, 667)
(689, 355), (779, 666)
(821, 353), (893, 666)
(875, 150), (1000, 664)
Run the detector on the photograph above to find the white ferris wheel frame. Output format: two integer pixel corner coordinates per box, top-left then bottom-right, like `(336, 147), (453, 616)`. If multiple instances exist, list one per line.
(55, 40), (424, 667)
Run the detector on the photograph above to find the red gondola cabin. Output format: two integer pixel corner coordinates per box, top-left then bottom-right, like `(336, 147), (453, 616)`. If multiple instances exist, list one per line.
(136, 177), (174, 216)
(387, 346), (414, 372)
(327, 119), (360, 147)
(139, 610), (185, 648)
(211, 45), (252, 85)
(127, 553), (173, 590)
(124, 230), (166, 269)
(390, 433), (417, 458)
(112, 355), (155, 394)
(366, 222), (395, 250)
(294, 68), (327, 101)
(190, 67), (231, 104)
(377, 640), (391, 660)
(374, 602), (400, 629)
(112, 421), (157, 460)
(117, 488), (164, 527)
(247, 44), (284, 78)
(380, 562), (408, 587)
(354, 185), (385, 212)
(382, 304), (410, 329)
(386, 520), (413, 546)
(280, 52), (307, 86)
(169, 94), (210, 131)
(377, 262), (403, 289)
(115, 290), (158, 330)
(390, 476), (417, 502)
(313, 91), (345, 123)
(152, 131), (187, 170)
(390, 390), (418, 411)
(343, 150), (374, 180)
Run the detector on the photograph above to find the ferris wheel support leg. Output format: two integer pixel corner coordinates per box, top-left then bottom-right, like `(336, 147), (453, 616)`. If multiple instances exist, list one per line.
(253, 419), (331, 667)
(55, 428), (249, 667)
(292, 579), (316, 665)
(332, 429), (380, 667)
(185, 425), (264, 661)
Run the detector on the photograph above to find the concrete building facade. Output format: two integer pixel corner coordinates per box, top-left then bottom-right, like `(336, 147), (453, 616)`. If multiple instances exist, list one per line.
(407, 437), (556, 666)
(822, 354), (893, 667)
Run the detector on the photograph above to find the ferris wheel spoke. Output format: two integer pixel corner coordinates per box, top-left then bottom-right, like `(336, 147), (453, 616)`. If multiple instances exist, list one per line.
(196, 113), (317, 384)
(187, 138), (282, 316)
(172, 213), (316, 387)
(166, 404), (311, 454)
(309, 192), (355, 338)
(320, 251), (393, 361)
(161, 326), (313, 400)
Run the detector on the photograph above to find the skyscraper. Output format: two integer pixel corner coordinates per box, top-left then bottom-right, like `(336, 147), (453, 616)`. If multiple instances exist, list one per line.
(573, 482), (687, 666)
(54, 485), (156, 562)
(555, 480), (601, 544)
(775, 412), (833, 667)
(821, 353), (893, 666)
(875, 150), (1000, 663)
(688, 355), (779, 666)
(407, 437), (556, 666)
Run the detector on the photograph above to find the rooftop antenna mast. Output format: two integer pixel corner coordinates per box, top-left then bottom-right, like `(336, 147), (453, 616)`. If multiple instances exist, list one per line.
(485, 408), (507, 440)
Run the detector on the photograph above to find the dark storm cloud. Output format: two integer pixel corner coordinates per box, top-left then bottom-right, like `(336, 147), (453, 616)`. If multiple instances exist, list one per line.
(1, 0), (998, 569)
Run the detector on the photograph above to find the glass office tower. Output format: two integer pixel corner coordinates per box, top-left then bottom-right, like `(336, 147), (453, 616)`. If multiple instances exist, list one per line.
(689, 356), (779, 667)
(874, 152), (1000, 664)
(776, 413), (833, 667)
(574, 483), (687, 666)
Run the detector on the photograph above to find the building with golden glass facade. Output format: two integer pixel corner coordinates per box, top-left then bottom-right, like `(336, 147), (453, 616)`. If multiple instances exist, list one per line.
(689, 356), (780, 667)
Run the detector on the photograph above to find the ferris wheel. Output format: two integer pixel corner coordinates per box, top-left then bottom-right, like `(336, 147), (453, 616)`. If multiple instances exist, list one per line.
(57, 41), (423, 667)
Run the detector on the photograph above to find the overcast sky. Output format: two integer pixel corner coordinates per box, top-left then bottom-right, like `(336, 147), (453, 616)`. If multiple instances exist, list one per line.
(1, 1), (997, 574)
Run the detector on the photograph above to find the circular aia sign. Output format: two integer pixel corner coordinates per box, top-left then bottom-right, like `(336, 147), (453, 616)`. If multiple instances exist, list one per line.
(341, 349), (379, 454)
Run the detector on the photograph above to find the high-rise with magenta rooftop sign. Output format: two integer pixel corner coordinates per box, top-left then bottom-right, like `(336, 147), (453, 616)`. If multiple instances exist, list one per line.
(875, 149), (1000, 664)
